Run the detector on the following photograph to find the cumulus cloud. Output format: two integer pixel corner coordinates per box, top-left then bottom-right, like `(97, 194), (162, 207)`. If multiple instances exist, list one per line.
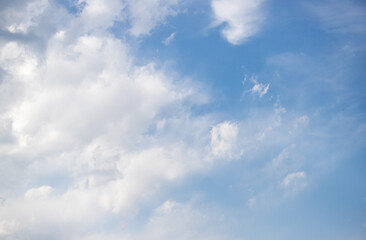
(0, 28), (210, 225)
(0, 1), (218, 238)
(211, 0), (266, 44)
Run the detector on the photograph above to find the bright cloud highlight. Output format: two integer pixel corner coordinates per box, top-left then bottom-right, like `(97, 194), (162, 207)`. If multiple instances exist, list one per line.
(211, 0), (266, 44)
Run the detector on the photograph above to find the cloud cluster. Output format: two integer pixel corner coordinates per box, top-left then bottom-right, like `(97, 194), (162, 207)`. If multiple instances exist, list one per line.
(0, 0), (223, 238)
(0, 1), (336, 239)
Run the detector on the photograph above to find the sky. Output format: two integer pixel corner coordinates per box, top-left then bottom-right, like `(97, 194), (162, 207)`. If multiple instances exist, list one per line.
(0, 0), (365, 239)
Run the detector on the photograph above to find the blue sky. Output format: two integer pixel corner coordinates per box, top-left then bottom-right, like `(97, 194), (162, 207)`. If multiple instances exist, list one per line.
(0, 0), (365, 239)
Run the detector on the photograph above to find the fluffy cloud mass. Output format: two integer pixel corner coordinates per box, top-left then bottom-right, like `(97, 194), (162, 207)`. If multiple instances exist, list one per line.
(0, 0), (218, 238)
(211, 0), (266, 44)
(0, 0), (357, 239)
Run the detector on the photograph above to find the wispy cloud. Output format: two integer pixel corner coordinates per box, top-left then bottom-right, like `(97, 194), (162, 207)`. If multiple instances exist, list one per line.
(242, 75), (270, 98)
(281, 171), (307, 191)
(163, 32), (176, 45)
(305, 0), (366, 33)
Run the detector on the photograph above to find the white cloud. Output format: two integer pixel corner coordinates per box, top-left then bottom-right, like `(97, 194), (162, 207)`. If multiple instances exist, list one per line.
(132, 200), (230, 240)
(24, 185), (53, 200)
(126, 0), (180, 36)
(242, 75), (270, 99)
(0, 220), (18, 236)
(0, 2), (217, 238)
(2, 0), (182, 38)
(0, 0), (69, 44)
(211, 0), (266, 44)
(0, 30), (210, 218)
(251, 83), (269, 98)
(77, 0), (125, 31)
(76, 200), (232, 240)
(0, 42), (38, 79)
(282, 171), (307, 189)
(305, 0), (366, 34)
(2, 0), (49, 34)
(0, 1), (337, 238)
(163, 32), (176, 45)
(100, 147), (196, 214)
(210, 121), (239, 159)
